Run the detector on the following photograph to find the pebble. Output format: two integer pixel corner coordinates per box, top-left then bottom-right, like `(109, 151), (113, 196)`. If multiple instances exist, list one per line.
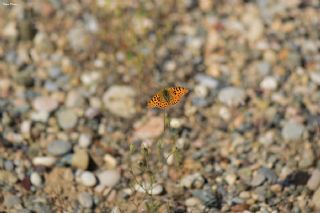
(135, 182), (163, 195)
(30, 172), (42, 187)
(299, 148), (315, 168)
(103, 154), (117, 169)
(78, 192), (93, 208)
(312, 187), (320, 209)
(33, 96), (58, 113)
(66, 90), (85, 108)
(4, 194), (21, 208)
(4, 160), (14, 171)
(68, 26), (92, 51)
(47, 140), (72, 156)
(80, 171), (96, 187)
(195, 73), (219, 89)
(78, 133), (93, 148)
(260, 76), (277, 90)
(281, 121), (304, 141)
(97, 170), (121, 187)
(218, 87), (246, 107)
(180, 173), (205, 189)
(133, 116), (164, 140)
(310, 72), (320, 85)
(32, 156), (56, 167)
(307, 170), (320, 191)
(191, 190), (221, 209)
(251, 172), (266, 187)
(0, 170), (18, 185)
(102, 85), (136, 118)
(225, 173), (237, 185)
(30, 111), (49, 123)
(56, 109), (78, 129)
(71, 149), (89, 170)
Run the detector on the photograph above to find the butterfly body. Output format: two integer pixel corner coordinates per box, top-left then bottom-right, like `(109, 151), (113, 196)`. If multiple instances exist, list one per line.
(148, 87), (189, 109)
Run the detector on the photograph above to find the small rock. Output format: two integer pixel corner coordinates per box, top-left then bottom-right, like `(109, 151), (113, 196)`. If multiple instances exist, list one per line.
(195, 74), (219, 89)
(72, 149), (89, 170)
(251, 172), (266, 187)
(135, 182), (163, 195)
(307, 170), (320, 191)
(102, 85), (136, 118)
(103, 154), (117, 169)
(78, 133), (92, 148)
(47, 140), (72, 156)
(299, 148), (315, 168)
(251, 167), (277, 187)
(185, 197), (202, 207)
(231, 203), (250, 212)
(282, 171), (310, 186)
(56, 109), (78, 129)
(257, 61), (271, 76)
(218, 87), (246, 107)
(281, 121), (304, 141)
(33, 96), (58, 113)
(4, 160), (14, 171)
(30, 111), (49, 123)
(30, 172), (42, 187)
(97, 170), (120, 187)
(33, 156), (56, 167)
(310, 72), (320, 85)
(0, 170), (18, 185)
(180, 173), (205, 188)
(260, 76), (277, 90)
(81, 171), (96, 187)
(191, 189), (222, 209)
(4, 194), (21, 208)
(66, 90), (85, 108)
(312, 187), (320, 209)
(78, 192), (93, 208)
(225, 173), (237, 185)
(132, 116), (164, 140)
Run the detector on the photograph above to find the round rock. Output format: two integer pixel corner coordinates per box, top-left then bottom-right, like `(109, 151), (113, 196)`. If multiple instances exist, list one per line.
(218, 87), (246, 107)
(102, 85), (136, 118)
(281, 121), (304, 141)
(71, 149), (89, 170)
(33, 156), (56, 167)
(56, 109), (78, 130)
(47, 140), (72, 156)
(33, 96), (58, 113)
(97, 170), (120, 187)
(30, 172), (42, 187)
(81, 171), (96, 187)
(78, 192), (93, 208)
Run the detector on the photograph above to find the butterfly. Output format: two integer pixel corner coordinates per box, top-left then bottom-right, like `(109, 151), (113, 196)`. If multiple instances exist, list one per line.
(147, 87), (189, 109)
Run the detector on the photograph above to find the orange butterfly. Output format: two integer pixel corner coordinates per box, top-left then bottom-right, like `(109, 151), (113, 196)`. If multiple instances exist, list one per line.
(147, 87), (189, 109)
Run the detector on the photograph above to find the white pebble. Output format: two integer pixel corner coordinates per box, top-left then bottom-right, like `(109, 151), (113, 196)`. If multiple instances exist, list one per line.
(78, 192), (93, 208)
(135, 182), (163, 195)
(81, 171), (97, 187)
(103, 154), (117, 168)
(33, 156), (56, 167)
(30, 172), (42, 187)
(78, 133), (92, 148)
(260, 76), (277, 90)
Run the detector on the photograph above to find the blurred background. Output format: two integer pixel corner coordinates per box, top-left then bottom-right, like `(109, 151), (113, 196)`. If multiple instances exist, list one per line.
(0, 0), (320, 212)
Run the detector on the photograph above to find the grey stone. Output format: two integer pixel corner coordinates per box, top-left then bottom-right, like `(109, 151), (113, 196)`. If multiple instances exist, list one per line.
(47, 140), (72, 156)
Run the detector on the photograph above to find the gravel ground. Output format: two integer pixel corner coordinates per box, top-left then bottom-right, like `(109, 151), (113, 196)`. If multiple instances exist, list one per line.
(0, 0), (320, 212)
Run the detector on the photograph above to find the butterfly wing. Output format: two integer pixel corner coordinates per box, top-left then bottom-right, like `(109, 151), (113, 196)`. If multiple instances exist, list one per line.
(147, 92), (169, 109)
(168, 87), (189, 106)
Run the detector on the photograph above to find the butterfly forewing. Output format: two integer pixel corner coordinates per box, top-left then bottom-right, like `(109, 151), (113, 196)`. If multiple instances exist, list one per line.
(168, 87), (189, 106)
